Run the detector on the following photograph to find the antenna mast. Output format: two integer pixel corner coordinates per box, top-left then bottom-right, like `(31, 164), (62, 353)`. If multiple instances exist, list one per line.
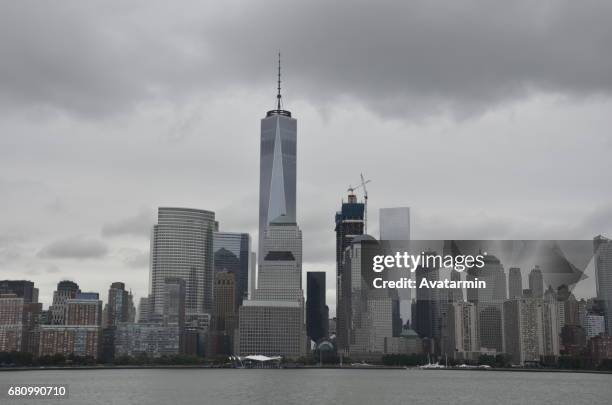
(277, 52), (282, 110)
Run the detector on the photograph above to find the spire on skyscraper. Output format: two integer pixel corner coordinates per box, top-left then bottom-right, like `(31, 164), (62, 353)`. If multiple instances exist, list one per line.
(277, 52), (282, 110)
(267, 52), (291, 117)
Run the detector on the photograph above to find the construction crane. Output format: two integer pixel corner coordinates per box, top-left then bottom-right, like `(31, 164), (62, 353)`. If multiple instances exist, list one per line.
(347, 173), (371, 234)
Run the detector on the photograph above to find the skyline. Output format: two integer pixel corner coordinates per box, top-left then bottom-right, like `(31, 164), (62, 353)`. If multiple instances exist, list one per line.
(2, 0), (612, 312)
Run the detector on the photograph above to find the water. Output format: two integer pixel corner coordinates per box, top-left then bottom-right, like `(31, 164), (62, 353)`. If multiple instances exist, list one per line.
(1, 368), (610, 405)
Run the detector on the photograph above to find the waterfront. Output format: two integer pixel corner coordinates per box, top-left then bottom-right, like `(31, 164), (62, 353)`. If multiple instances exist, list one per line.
(1, 369), (610, 405)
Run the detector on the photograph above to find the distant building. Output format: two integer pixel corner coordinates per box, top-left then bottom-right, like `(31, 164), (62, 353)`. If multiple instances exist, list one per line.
(384, 329), (423, 355)
(39, 326), (101, 359)
(335, 192), (365, 351)
(213, 232), (252, 308)
(587, 334), (612, 365)
(137, 296), (151, 324)
(594, 235), (612, 335)
(238, 218), (307, 358)
(213, 271), (236, 333)
(441, 301), (479, 360)
(0, 280), (37, 303)
(0, 294), (25, 352)
(508, 268), (523, 299)
(238, 301), (306, 358)
(529, 266), (544, 299)
(105, 282), (134, 327)
(114, 323), (180, 358)
(306, 272), (328, 343)
(560, 324), (587, 356)
(337, 235), (394, 360)
(162, 278), (186, 328)
(379, 207), (410, 241)
(504, 298), (545, 364)
(150, 207), (215, 319)
(50, 281), (80, 325)
(65, 293), (102, 326)
(414, 254), (440, 341)
(583, 313), (606, 338)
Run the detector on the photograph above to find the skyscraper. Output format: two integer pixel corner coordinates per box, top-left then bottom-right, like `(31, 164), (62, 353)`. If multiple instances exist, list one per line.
(529, 266), (544, 298)
(213, 231), (252, 308)
(258, 55), (296, 265)
(50, 280), (80, 325)
(213, 271), (236, 333)
(0, 280), (37, 303)
(594, 235), (612, 335)
(379, 207), (410, 240)
(149, 207), (215, 319)
(508, 267), (523, 299)
(380, 207), (411, 329)
(106, 282), (134, 327)
(238, 218), (307, 358)
(307, 271), (328, 343)
(238, 60), (307, 358)
(335, 192), (365, 349)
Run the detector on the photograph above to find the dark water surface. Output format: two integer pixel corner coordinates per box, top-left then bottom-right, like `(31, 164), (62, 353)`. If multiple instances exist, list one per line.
(1, 368), (610, 405)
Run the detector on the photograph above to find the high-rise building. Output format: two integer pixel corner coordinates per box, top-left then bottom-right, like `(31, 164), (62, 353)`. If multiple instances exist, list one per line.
(474, 254), (506, 354)
(583, 313), (605, 338)
(162, 278), (186, 328)
(149, 207), (215, 319)
(335, 193), (365, 275)
(379, 207), (410, 240)
(503, 298), (544, 364)
(380, 207), (411, 330)
(253, 218), (303, 301)
(0, 280), (37, 303)
(213, 231), (252, 308)
(508, 267), (523, 299)
(137, 296), (151, 324)
(0, 293), (24, 352)
(337, 235), (395, 359)
(105, 282), (134, 327)
(441, 301), (479, 360)
(238, 218), (307, 357)
(50, 280), (80, 325)
(258, 56), (297, 266)
(529, 266), (544, 298)
(38, 326), (102, 360)
(113, 323), (180, 358)
(415, 260), (440, 340)
(306, 271), (328, 343)
(335, 192), (365, 351)
(238, 66), (306, 358)
(213, 271), (236, 333)
(594, 235), (612, 335)
(66, 293), (102, 326)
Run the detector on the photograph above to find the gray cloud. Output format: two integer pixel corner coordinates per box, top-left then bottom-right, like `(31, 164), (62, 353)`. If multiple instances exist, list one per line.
(1, 1), (611, 119)
(0, 1), (610, 308)
(38, 236), (109, 259)
(119, 248), (149, 269)
(101, 209), (153, 238)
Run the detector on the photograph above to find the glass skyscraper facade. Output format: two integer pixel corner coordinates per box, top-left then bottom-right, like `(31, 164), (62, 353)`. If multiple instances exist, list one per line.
(213, 231), (251, 308)
(149, 207), (215, 318)
(258, 109), (297, 265)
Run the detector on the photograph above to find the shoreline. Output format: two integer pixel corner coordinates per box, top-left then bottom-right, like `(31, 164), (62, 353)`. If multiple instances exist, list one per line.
(1, 365), (610, 374)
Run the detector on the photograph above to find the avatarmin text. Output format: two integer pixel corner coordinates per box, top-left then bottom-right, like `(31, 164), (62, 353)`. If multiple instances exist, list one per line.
(372, 277), (487, 289)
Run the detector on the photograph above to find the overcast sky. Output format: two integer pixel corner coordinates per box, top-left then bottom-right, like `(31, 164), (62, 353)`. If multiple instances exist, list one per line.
(1, 1), (611, 312)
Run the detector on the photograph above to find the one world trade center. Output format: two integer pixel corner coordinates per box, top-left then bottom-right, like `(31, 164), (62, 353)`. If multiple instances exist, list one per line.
(258, 54), (297, 265)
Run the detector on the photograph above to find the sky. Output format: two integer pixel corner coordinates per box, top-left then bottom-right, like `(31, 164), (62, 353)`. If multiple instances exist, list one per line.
(1, 0), (611, 313)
